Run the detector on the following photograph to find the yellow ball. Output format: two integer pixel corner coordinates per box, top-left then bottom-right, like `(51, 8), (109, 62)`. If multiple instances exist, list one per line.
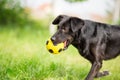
(46, 39), (64, 54)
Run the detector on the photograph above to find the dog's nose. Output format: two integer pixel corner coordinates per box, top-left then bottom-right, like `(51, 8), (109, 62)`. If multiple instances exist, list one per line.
(51, 37), (56, 42)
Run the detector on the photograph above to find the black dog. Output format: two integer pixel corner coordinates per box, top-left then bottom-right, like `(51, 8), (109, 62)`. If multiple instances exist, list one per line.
(50, 15), (120, 80)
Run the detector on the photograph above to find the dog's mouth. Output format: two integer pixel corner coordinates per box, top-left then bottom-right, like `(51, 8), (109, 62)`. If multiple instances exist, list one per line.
(63, 40), (70, 50)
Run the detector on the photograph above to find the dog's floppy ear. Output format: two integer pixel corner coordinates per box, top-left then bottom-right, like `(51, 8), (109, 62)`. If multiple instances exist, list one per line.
(52, 15), (68, 25)
(70, 17), (84, 32)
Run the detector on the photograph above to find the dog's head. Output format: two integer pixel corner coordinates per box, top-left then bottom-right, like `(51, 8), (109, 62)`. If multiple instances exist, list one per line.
(51, 15), (84, 50)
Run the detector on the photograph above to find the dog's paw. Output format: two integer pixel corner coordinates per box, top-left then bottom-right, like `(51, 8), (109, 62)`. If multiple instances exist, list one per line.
(103, 71), (110, 76)
(95, 71), (110, 78)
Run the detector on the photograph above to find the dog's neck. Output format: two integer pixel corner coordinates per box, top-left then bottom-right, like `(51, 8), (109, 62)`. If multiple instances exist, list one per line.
(71, 29), (86, 54)
(72, 29), (83, 44)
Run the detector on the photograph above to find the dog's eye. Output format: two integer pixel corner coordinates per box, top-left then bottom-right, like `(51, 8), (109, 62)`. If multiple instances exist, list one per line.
(62, 29), (65, 32)
(61, 27), (65, 32)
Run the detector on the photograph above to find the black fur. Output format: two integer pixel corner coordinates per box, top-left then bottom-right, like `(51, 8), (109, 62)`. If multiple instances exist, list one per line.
(51, 15), (120, 80)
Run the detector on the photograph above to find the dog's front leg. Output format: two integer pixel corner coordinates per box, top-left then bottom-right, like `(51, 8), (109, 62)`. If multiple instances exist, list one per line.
(85, 61), (102, 80)
(85, 42), (104, 80)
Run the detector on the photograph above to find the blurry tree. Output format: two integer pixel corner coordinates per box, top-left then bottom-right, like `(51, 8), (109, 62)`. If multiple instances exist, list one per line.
(66, 0), (87, 2)
(0, 0), (30, 25)
(113, 0), (120, 24)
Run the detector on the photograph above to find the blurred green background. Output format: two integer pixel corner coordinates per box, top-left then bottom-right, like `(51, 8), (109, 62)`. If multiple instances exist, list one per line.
(0, 0), (120, 80)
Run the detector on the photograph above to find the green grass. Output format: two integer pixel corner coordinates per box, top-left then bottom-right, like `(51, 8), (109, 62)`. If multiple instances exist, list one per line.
(0, 25), (120, 80)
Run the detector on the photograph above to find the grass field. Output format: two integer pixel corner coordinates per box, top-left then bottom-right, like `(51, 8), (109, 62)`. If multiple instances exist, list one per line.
(0, 24), (120, 80)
